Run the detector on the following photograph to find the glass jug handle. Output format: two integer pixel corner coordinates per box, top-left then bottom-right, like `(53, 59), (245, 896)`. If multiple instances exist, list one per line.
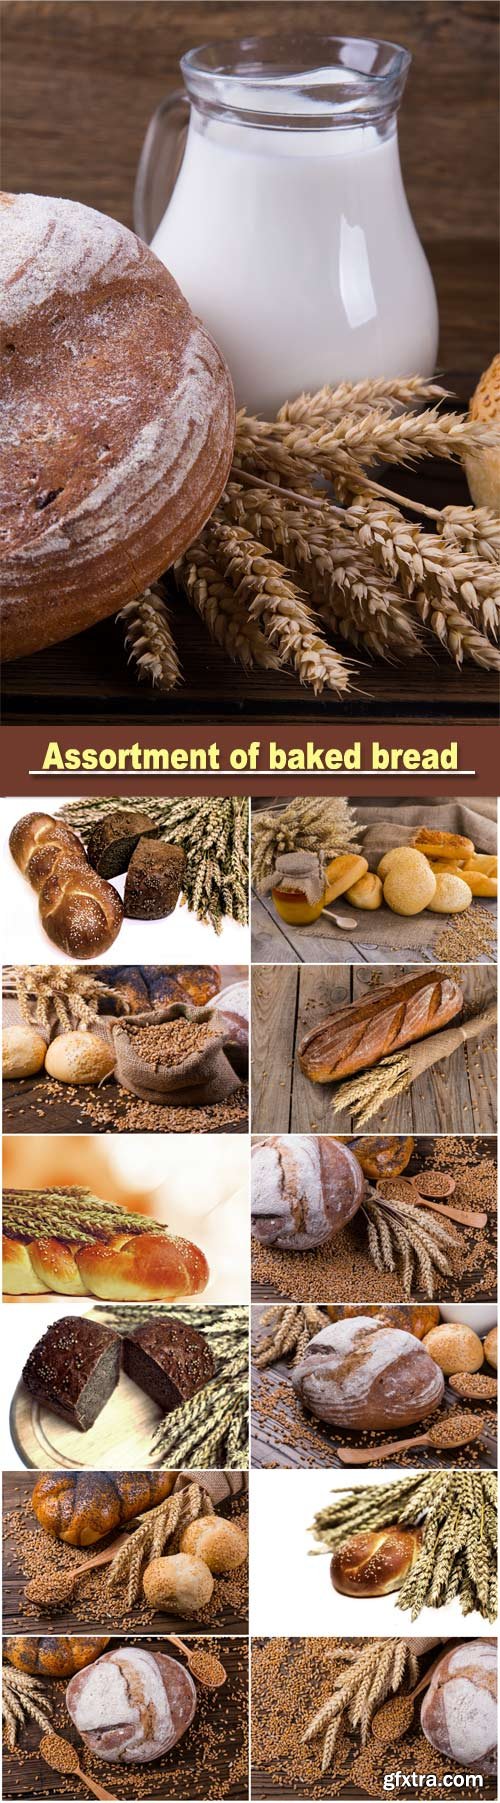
(134, 91), (190, 245)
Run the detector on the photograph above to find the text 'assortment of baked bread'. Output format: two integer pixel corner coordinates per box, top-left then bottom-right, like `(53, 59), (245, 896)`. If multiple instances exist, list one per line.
(1, 192), (235, 661)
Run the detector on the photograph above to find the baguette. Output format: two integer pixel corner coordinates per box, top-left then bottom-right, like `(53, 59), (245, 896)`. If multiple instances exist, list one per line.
(9, 811), (123, 957)
(298, 971), (463, 1084)
(30, 1471), (176, 1546)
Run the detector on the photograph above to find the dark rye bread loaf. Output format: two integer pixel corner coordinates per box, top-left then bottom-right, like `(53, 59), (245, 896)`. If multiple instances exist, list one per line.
(123, 1317), (215, 1412)
(87, 812), (159, 879)
(22, 1316), (121, 1430)
(1, 192), (235, 660)
(124, 840), (186, 919)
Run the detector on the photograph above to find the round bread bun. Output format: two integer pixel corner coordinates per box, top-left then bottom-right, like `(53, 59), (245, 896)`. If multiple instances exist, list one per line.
(345, 872), (383, 910)
(483, 1326), (497, 1369)
(465, 353), (500, 511)
(2, 1024), (47, 1079)
(1, 192), (235, 660)
(427, 872), (472, 913)
(422, 1322), (484, 1375)
(44, 1031), (116, 1085)
(382, 848), (436, 916)
(330, 1525), (423, 1597)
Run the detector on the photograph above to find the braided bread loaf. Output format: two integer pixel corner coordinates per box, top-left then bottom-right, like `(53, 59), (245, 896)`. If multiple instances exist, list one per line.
(9, 812), (123, 956)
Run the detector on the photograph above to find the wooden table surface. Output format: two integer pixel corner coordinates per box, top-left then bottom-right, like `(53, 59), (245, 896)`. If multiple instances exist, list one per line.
(251, 888), (497, 966)
(3, 444), (499, 724)
(2, 1071), (248, 1135)
(250, 1637), (498, 1801)
(2, 1634), (249, 1800)
(3, 1474), (248, 1635)
(251, 1305), (498, 1471)
(251, 964), (497, 1134)
(251, 1133), (498, 1304)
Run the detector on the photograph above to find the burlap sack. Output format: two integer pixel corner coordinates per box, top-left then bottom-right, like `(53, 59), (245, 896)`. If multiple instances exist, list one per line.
(95, 1002), (241, 1105)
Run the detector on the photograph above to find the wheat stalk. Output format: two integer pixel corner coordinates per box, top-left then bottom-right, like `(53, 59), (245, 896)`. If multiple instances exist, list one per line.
(118, 586), (182, 689)
(254, 1303), (326, 1369)
(3, 1187), (169, 1243)
(330, 1053), (411, 1128)
(310, 1474), (497, 1625)
(93, 1303), (249, 1468)
(58, 796), (249, 932)
(251, 796), (360, 891)
(15, 966), (121, 1034)
(303, 1638), (419, 1762)
(175, 537), (281, 669)
(2, 1670), (53, 1750)
(106, 1483), (215, 1606)
(278, 376), (450, 423)
(206, 515), (352, 694)
(361, 1187), (458, 1299)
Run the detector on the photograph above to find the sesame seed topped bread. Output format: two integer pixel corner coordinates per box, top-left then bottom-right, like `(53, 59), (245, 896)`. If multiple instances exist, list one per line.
(0, 192), (235, 659)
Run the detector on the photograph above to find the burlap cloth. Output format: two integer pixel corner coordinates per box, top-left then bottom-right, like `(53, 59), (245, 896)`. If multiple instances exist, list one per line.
(306, 800), (497, 957)
(94, 1003), (241, 1105)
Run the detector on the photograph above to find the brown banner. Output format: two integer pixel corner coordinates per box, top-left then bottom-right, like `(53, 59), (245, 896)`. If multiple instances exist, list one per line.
(1, 722), (498, 797)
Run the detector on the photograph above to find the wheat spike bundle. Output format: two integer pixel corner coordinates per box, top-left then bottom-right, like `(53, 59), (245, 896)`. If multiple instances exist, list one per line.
(252, 796), (360, 891)
(310, 1472), (497, 1624)
(115, 378), (500, 695)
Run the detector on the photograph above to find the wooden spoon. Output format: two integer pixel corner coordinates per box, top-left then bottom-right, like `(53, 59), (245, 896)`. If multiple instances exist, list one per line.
(40, 1737), (118, 1802)
(336, 1420), (484, 1464)
(166, 1633), (227, 1688)
(322, 907), (358, 929)
(410, 1189), (487, 1227)
(25, 1532), (129, 1606)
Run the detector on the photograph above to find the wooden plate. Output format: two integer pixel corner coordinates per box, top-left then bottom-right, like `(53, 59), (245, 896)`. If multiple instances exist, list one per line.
(10, 1366), (164, 1470)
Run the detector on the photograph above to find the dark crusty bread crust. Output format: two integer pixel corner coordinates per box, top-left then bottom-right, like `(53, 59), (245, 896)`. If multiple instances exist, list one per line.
(298, 971), (463, 1083)
(1, 192), (235, 659)
(22, 1315), (121, 1429)
(123, 1316), (215, 1412)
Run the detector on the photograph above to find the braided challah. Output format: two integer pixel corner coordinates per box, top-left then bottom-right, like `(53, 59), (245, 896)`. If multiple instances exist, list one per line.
(9, 812), (123, 956)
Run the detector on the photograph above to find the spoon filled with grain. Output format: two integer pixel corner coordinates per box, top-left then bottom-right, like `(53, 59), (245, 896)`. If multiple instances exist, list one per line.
(39, 1731), (119, 1801)
(336, 1411), (484, 1464)
(24, 1533), (129, 1609)
(166, 1633), (227, 1688)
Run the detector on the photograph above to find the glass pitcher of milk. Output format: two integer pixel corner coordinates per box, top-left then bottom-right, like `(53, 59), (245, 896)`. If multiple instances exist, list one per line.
(135, 35), (439, 415)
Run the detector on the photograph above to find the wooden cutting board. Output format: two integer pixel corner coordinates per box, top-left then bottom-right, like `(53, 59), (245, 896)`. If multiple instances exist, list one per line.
(10, 1364), (164, 1470)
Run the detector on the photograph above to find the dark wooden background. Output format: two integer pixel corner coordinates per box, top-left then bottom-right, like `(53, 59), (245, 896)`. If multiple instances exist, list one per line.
(3, 2), (499, 722)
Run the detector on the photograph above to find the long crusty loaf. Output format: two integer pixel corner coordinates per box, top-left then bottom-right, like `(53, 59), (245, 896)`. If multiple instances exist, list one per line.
(1, 192), (235, 660)
(9, 811), (123, 957)
(298, 971), (463, 1083)
(31, 1471), (176, 1546)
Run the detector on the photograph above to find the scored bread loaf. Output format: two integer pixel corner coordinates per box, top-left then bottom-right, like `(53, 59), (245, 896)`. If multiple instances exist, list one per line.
(31, 1471), (176, 1545)
(291, 1314), (445, 1429)
(65, 1646), (197, 1763)
(10, 812), (123, 957)
(1, 192), (235, 660)
(330, 1525), (423, 1597)
(298, 971), (463, 1083)
(420, 1640), (497, 1772)
(251, 1135), (365, 1249)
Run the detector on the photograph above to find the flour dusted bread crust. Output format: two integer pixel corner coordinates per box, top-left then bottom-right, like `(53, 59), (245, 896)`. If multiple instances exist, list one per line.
(420, 1640), (497, 1773)
(1, 192), (235, 660)
(291, 1314), (444, 1429)
(251, 1135), (365, 1249)
(65, 1646), (197, 1763)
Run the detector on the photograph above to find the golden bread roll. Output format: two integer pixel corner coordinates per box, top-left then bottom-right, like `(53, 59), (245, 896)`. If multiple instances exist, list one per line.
(44, 1031), (116, 1085)
(461, 871), (496, 897)
(75, 1231), (209, 1300)
(345, 872), (383, 909)
(31, 1471), (176, 1545)
(179, 1517), (248, 1572)
(330, 1525), (423, 1597)
(377, 846), (411, 879)
(483, 1326), (497, 1369)
(409, 827), (475, 860)
(427, 872), (472, 913)
(426, 859), (468, 877)
(324, 853), (368, 902)
(462, 853), (497, 875)
(382, 848), (436, 915)
(29, 1233), (128, 1296)
(2, 1025), (47, 1079)
(422, 1322), (484, 1375)
(465, 353), (500, 510)
(3, 1237), (50, 1295)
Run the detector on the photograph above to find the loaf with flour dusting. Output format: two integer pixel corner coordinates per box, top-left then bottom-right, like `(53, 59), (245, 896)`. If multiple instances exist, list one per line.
(1, 192), (235, 660)
(291, 1314), (444, 1429)
(251, 1135), (365, 1249)
(420, 1641), (497, 1774)
(66, 1646), (196, 1763)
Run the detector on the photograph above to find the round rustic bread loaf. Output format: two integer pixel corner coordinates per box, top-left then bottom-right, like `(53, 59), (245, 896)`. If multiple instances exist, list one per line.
(291, 1315), (444, 1429)
(251, 1134), (365, 1250)
(420, 1640), (497, 1773)
(1, 192), (235, 659)
(65, 1645), (197, 1762)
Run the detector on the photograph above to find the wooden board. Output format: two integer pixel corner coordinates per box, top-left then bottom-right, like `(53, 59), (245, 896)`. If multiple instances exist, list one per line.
(2, 1473), (248, 1635)
(251, 965), (497, 1134)
(251, 889), (498, 967)
(2, 1634), (248, 1800)
(10, 1366), (168, 1472)
(251, 1310), (498, 1471)
(251, 1134), (499, 1303)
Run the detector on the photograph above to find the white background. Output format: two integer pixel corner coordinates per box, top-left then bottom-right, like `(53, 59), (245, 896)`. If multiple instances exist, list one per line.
(250, 1466), (496, 1639)
(2, 795), (250, 964)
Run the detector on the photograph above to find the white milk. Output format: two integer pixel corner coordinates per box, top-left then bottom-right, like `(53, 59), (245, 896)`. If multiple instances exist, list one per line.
(152, 91), (438, 414)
